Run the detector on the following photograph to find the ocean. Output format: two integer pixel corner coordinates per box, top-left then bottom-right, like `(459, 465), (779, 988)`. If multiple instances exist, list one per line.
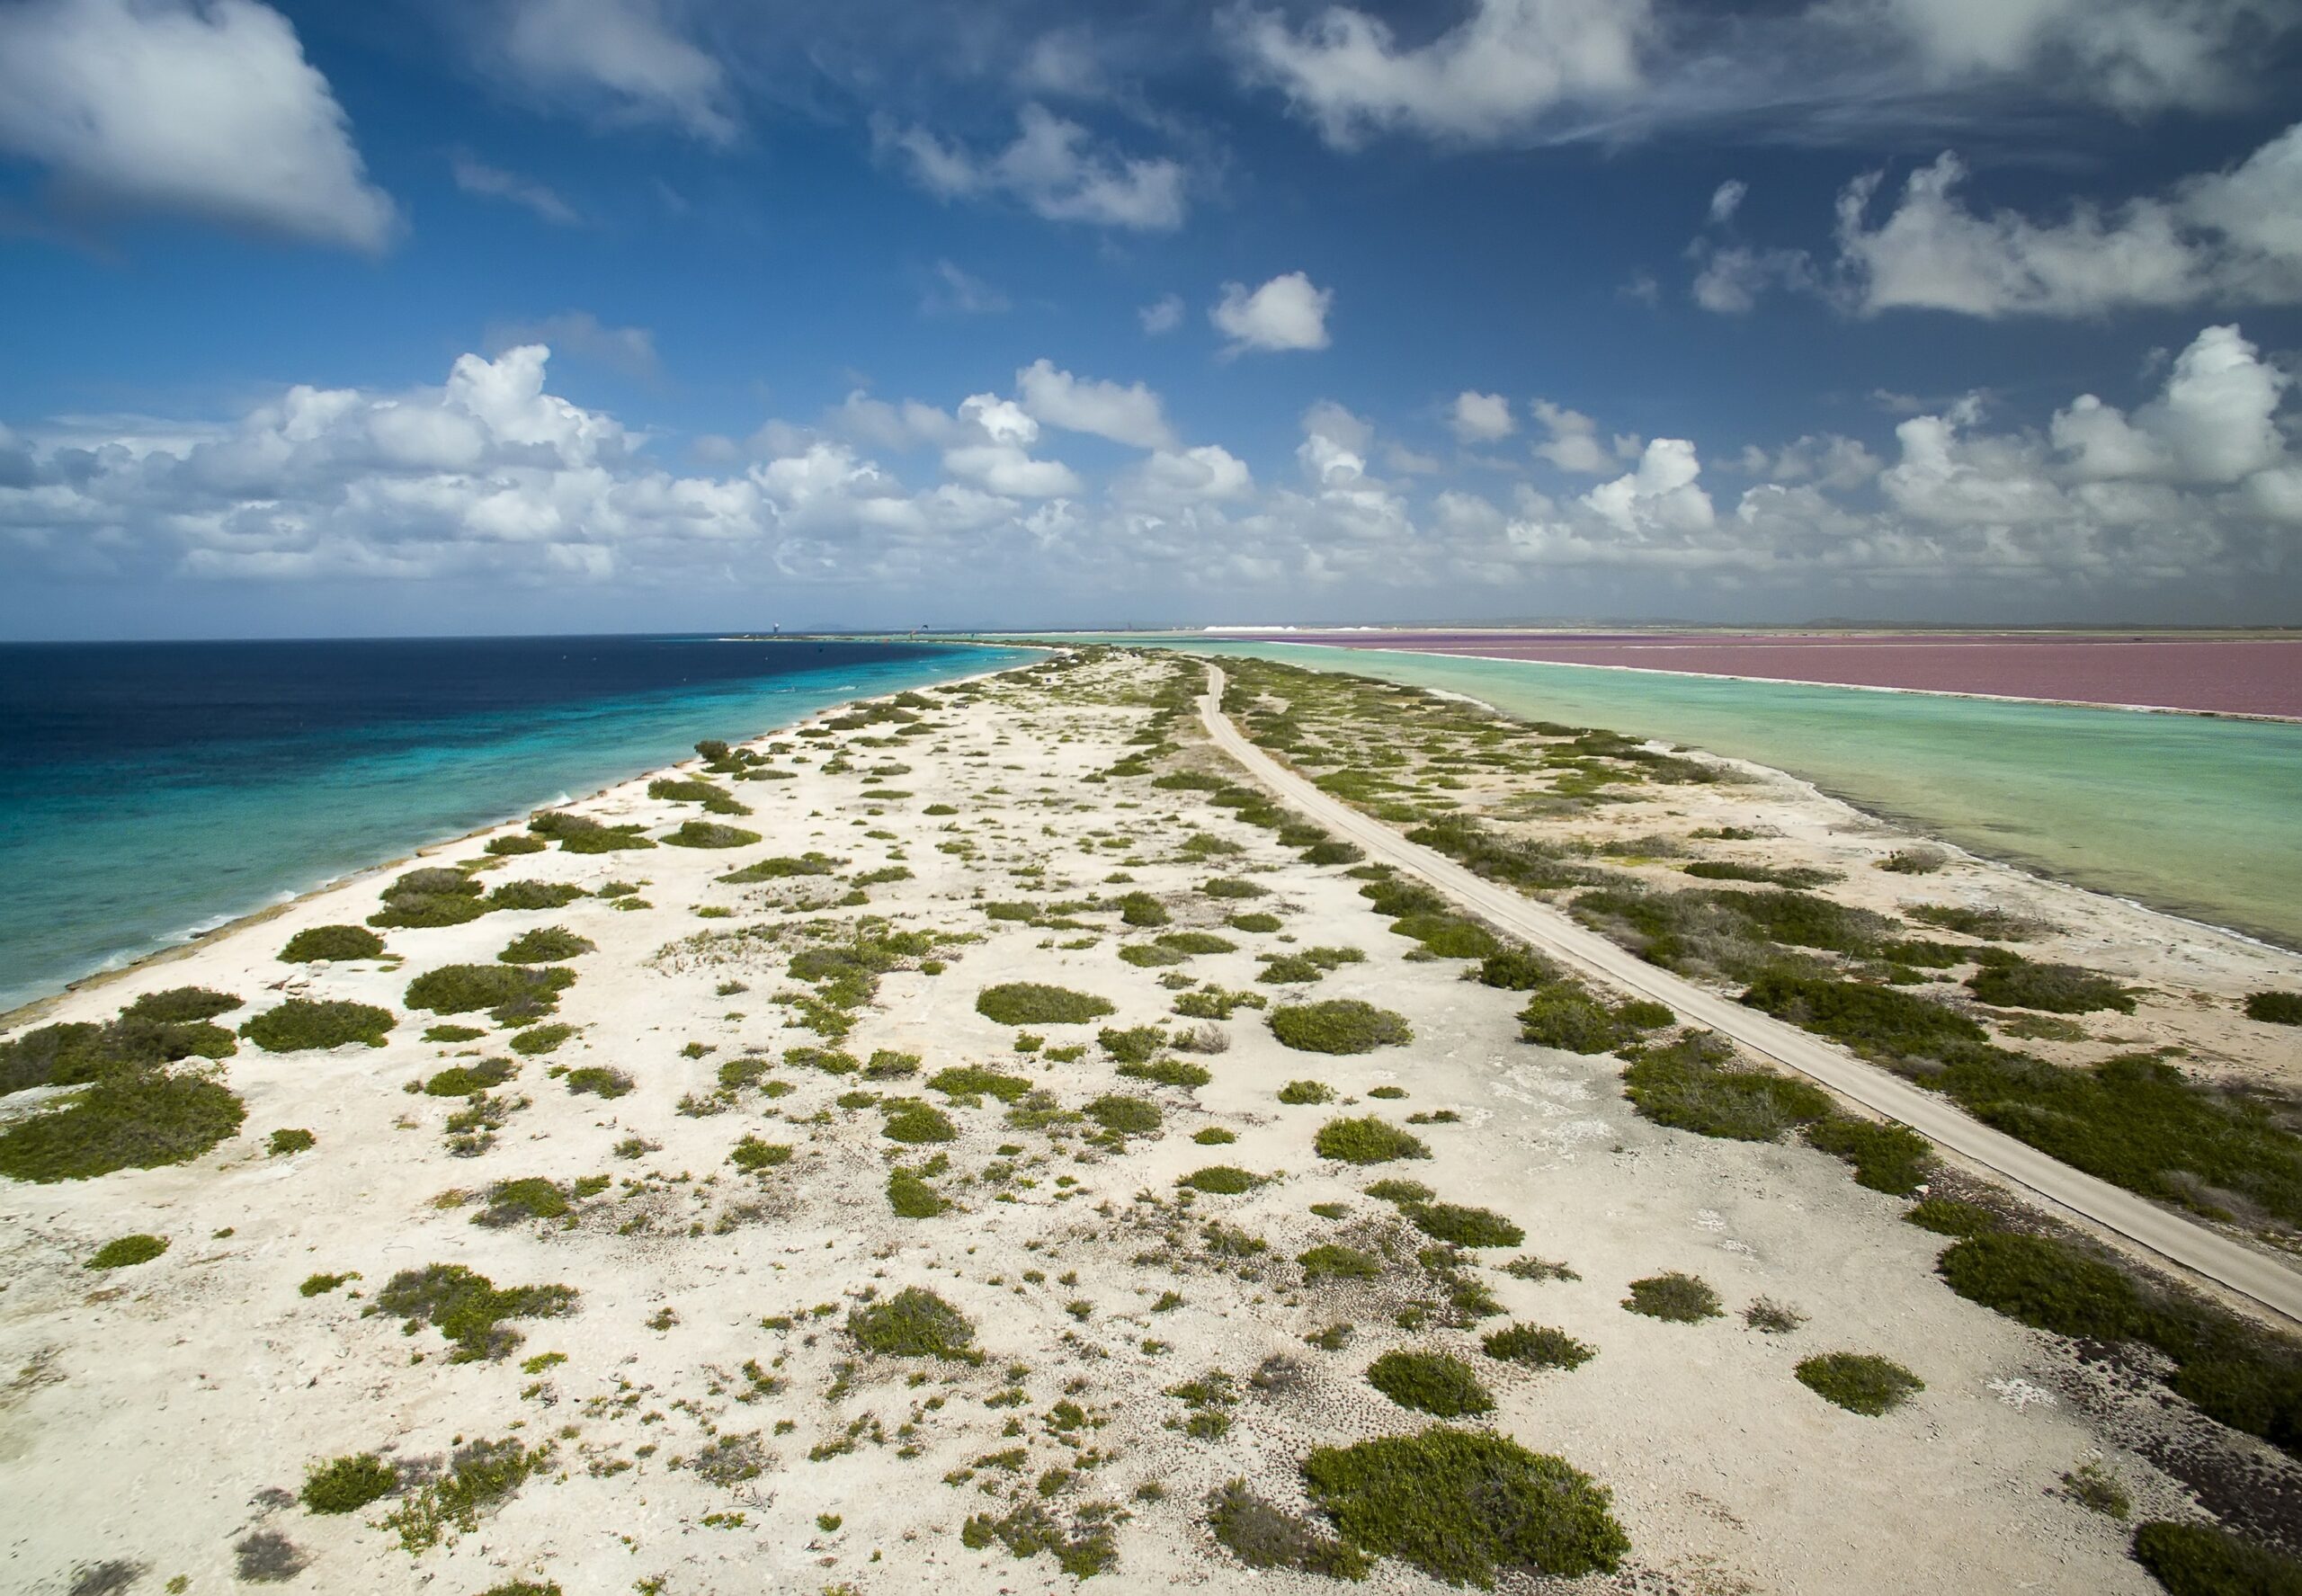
(0, 636), (1036, 1014)
(1117, 638), (2302, 951)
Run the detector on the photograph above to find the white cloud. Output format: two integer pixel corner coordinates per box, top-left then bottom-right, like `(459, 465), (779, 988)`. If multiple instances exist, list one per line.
(922, 260), (1010, 317)
(485, 312), (659, 379)
(1211, 272), (1334, 355)
(2051, 325), (2289, 485)
(1709, 179), (1747, 224)
(879, 104), (1186, 231)
(1139, 294), (1185, 335)
(1853, 0), (2268, 114)
(941, 445), (1082, 498)
(1450, 392), (1516, 444)
(1120, 445), (1254, 504)
(1738, 433), (1883, 491)
(1688, 242), (1816, 315)
(1229, 0), (1650, 146)
(496, 0), (736, 144)
(1584, 439), (1715, 534)
(0, 0), (396, 252)
(1015, 361), (1175, 450)
(1529, 400), (1622, 474)
(452, 153), (580, 226)
(1836, 125), (2302, 317)
(828, 392), (959, 452)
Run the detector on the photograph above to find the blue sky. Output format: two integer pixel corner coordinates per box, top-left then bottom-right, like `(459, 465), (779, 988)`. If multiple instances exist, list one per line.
(1, 0), (2299, 637)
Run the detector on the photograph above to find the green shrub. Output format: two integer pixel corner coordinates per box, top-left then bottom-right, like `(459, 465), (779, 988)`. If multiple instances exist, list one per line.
(1367, 1350), (1494, 1416)
(1270, 1001), (1412, 1055)
(1120, 942), (1190, 968)
(881, 1101), (958, 1144)
(86, 1233), (168, 1269)
(1084, 1095), (1161, 1135)
(472, 1177), (571, 1226)
(375, 1263), (576, 1362)
(1967, 959), (2136, 1014)
(1935, 1234), (2142, 1341)
(1390, 914), (1501, 959)
(423, 1023), (486, 1042)
(1178, 1165), (1263, 1194)
(2131, 1521), (2302, 1594)
(1795, 1352), (1923, 1415)
(497, 927), (593, 965)
(1120, 1058), (1212, 1088)
(1683, 860), (1836, 888)
(379, 1437), (549, 1552)
(1622, 1031), (1831, 1140)
(281, 924), (387, 962)
(976, 984), (1114, 1026)
(301, 1454), (397, 1514)
(649, 775), (750, 814)
(405, 964), (574, 1021)
(299, 1271), (353, 1296)
(1365, 1178), (1434, 1202)
(1740, 971), (1985, 1058)
(1158, 931), (1237, 956)
(1206, 1480), (1370, 1578)
(1623, 1272), (1722, 1323)
(1303, 840), (1364, 866)
(1277, 1080), (1335, 1105)
(729, 1136), (794, 1171)
(532, 812), (656, 853)
(1298, 1244), (1383, 1280)
(718, 852), (837, 883)
(562, 1066), (631, 1099)
(508, 1022), (574, 1056)
(1118, 892), (1171, 927)
(122, 987), (242, 1024)
(2247, 992), (2302, 1025)
(1098, 1025), (1164, 1064)
(484, 834), (548, 856)
(1399, 1200), (1523, 1247)
(1227, 913), (1282, 932)
(241, 999), (396, 1052)
(1314, 1117), (1430, 1164)
(267, 1128), (316, 1156)
(1906, 904), (2042, 941)
(0, 1073), (245, 1181)
(1203, 878), (1267, 900)
(1474, 948), (1564, 990)
(422, 1058), (514, 1096)
(660, 820), (761, 849)
(849, 1287), (976, 1359)
(485, 880), (585, 913)
(1905, 1198), (2003, 1236)
(1806, 1116), (1934, 1195)
(1299, 1427), (1628, 1585)
(1483, 1323), (1594, 1369)
(928, 1065), (1033, 1104)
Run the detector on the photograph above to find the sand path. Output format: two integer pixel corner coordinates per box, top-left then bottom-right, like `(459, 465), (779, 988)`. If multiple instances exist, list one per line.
(1200, 664), (2302, 1325)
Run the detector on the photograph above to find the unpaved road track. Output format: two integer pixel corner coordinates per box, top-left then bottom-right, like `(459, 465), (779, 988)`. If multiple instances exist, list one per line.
(1199, 664), (2302, 1325)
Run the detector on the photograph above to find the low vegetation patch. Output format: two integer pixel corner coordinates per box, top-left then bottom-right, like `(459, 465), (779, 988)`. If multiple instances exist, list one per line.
(280, 925), (386, 962)
(241, 999), (397, 1052)
(375, 1263), (577, 1362)
(86, 1233), (168, 1270)
(1206, 1480), (1369, 1579)
(1298, 1244), (1383, 1280)
(422, 1058), (514, 1096)
(660, 820), (761, 849)
(849, 1287), (977, 1360)
(1119, 1057), (1213, 1089)
(1299, 1426), (1629, 1586)
(1623, 1272), (1722, 1323)
(1740, 971), (1985, 1058)
(1967, 958), (2136, 1014)
(1795, 1352), (1923, 1415)
(301, 1454), (398, 1514)
(1084, 1095), (1161, 1135)
(2131, 1520), (2302, 1595)
(1399, 1199), (1523, 1247)
(1315, 1116), (1431, 1164)
(1621, 1031), (1831, 1141)
(405, 964), (575, 1023)
(1483, 1323), (1595, 1369)
(562, 1065), (632, 1099)
(1178, 1164), (1264, 1194)
(0, 1072), (245, 1181)
(976, 983), (1114, 1026)
(1277, 1079), (1335, 1105)
(2247, 992), (2302, 1026)
(1366, 1350), (1494, 1416)
(1269, 1000), (1412, 1055)
(497, 926), (593, 965)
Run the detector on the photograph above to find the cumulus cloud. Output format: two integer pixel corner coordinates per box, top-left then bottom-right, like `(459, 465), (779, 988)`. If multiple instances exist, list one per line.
(879, 103), (1186, 230)
(495, 0), (736, 144)
(1708, 179), (1747, 224)
(1689, 243), (1814, 314)
(1138, 294), (1185, 335)
(1015, 361), (1175, 450)
(0, 0), (396, 252)
(1211, 272), (1334, 355)
(1228, 0), (1650, 146)
(1119, 445), (1254, 504)
(1529, 400), (1629, 474)
(452, 153), (580, 226)
(1836, 124), (2302, 317)
(1450, 392), (1515, 444)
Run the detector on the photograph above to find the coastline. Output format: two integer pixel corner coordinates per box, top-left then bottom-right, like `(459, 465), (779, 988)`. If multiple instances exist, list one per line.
(0, 652), (1044, 1031)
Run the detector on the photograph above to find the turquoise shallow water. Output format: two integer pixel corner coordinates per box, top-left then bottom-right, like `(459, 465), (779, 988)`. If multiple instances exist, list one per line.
(1116, 638), (2302, 950)
(1, 639), (1036, 1015)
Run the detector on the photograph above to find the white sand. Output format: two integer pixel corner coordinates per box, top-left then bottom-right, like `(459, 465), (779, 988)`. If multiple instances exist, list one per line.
(1, 649), (2289, 1595)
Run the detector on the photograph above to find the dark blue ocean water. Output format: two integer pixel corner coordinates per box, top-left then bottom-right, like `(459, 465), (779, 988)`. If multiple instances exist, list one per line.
(0, 635), (1034, 1012)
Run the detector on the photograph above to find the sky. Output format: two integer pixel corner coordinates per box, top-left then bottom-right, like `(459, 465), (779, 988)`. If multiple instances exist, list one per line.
(1, 0), (2300, 637)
